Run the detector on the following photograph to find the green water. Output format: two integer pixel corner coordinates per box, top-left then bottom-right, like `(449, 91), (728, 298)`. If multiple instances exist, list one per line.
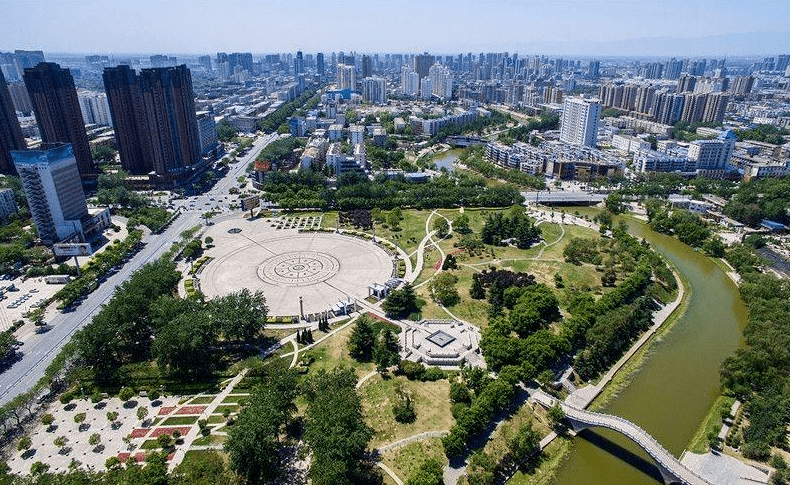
(550, 215), (747, 485)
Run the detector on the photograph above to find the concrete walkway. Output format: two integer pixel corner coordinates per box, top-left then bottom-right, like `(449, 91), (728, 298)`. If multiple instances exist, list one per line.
(168, 369), (248, 470)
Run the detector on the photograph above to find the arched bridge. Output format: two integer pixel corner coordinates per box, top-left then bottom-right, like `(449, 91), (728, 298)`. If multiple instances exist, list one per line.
(533, 391), (713, 485)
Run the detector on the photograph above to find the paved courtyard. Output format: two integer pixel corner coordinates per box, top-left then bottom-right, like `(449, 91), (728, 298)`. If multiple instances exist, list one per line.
(199, 219), (395, 317)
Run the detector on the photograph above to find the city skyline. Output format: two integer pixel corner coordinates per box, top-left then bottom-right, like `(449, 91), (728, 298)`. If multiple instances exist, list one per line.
(1, 0), (788, 56)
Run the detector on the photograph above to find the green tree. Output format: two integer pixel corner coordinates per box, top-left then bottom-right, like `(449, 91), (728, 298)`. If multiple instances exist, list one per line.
(137, 406), (148, 421)
(508, 420), (540, 461)
(152, 313), (214, 378)
(41, 413), (54, 428)
(605, 192), (626, 214)
(303, 368), (376, 485)
(373, 328), (400, 371)
(210, 289), (268, 342)
(383, 283), (418, 319)
(432, 217), (450, 238)
(428, 272), (460, 306)
(405, 458), (444, 485)
(348, 315), (376, 361)
(89, 433), (101, 447)
(91, 145), (117, 162)
(226, 369), (298, 484)
(547, 404), (566, 431)
(216, 119), (238, 142)
(703, 237), (726, 258)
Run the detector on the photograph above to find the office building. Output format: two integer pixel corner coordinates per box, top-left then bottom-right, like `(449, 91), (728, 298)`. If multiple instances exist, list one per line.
(414, 53), (435, 79)
(198, 55), (212, 72)
(23, 62), (95, 181)
(316, 53), (325, 75)
(196, 111), (218, 155)
(150, 55), (177, 68)
(0, 188), (17, 220)
(12, 143), (89, 245)
(0, 70), (26, 174)
(560, 97), (601, 147)
(362, 55), (372, 79)
(588, 60), (600, 79)
(731, 76), (755, 95)
(294, 51), (304, 76)
(337, 64), (355, 90)
(361, 77), (387, 104)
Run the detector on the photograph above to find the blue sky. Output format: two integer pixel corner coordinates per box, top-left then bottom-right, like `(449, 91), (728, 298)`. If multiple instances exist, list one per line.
(1, 0), (788, 55)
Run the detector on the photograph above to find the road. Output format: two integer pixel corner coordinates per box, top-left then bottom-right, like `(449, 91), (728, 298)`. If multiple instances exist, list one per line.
(0, 133), (278, 407)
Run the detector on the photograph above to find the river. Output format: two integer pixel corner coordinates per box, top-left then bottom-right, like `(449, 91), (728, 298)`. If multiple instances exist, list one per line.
(550, 214), (747, 485)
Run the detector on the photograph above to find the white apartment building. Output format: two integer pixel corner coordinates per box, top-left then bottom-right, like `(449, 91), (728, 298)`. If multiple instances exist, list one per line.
(349, 125), (365, 145)
(611, 134), (650, 153)
(337, 64), (356, 90)
(420, 77), (432, 100)
(560, 97), (601, 147)
(429, 63), (453, 99)
(77, 90), (112, 127)
(361, 77), (387, 104)
(688, 131), (736, 175)
(401, 67), (420, 96)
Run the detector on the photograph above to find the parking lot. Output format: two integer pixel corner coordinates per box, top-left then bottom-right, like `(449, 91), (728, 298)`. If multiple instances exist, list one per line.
(0, 275), (66, 332)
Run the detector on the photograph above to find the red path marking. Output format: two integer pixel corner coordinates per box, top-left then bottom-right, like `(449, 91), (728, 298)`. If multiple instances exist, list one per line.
(130, 428), (150, 438)
(158, 406), (176, 416)
(150, 426), (191, 437)
(175, 405), (206, 415)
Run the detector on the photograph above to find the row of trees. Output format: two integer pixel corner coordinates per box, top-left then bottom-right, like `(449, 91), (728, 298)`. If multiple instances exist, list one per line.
(720, 243), (790, 461)
(260, 170), (525, 211)
(257, 89), (317, 133)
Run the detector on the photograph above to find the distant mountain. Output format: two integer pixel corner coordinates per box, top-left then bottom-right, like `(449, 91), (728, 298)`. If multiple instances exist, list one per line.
(504, 31), (790, 57)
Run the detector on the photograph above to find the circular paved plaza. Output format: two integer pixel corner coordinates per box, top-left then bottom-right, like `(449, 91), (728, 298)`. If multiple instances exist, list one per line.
(199, 219), (394, 317)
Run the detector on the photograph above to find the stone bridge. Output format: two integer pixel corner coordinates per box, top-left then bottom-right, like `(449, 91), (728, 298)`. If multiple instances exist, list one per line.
(533, 390), (714, 485)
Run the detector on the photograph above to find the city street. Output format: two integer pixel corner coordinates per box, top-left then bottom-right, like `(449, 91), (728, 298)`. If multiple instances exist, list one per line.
(0, 132), (278, 406)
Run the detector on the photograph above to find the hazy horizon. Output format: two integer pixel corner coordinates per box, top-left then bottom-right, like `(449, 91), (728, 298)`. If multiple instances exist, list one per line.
(1, 0), (789, 57)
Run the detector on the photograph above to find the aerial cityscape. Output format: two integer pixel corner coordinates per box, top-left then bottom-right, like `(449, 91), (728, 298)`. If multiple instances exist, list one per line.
(0, 1), (789, 484)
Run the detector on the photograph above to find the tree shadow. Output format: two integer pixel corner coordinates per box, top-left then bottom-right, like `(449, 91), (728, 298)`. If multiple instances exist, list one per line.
(63, 403), (76, 412)
(21, 449), (36, 459)
(577, 429), (665, 483)
(45, 424), (58, 433)
(123, 400), (138, 409)
(93, 402), (107, 410)
(78, 423), (91, 432)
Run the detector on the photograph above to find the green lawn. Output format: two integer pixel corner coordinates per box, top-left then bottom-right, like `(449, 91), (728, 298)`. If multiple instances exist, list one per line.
(381, 438), (448, 484)
(187, 396), (215, 405)
(359, 374), (454, 448)
(161, 416), (199, 426)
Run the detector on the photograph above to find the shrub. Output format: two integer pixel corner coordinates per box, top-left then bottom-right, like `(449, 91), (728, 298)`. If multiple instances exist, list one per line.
(59, 393), (73, 405)
(41, 414), (55, 427)
(90, 391), (103, 404)
(88, 433), (101, 446)
(119, 387), (135, 402)
(393, 397), (416, 424)
(73, 413), (86, 424)
(17, 436), (32, 452)
(422, 367), (445, 381)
